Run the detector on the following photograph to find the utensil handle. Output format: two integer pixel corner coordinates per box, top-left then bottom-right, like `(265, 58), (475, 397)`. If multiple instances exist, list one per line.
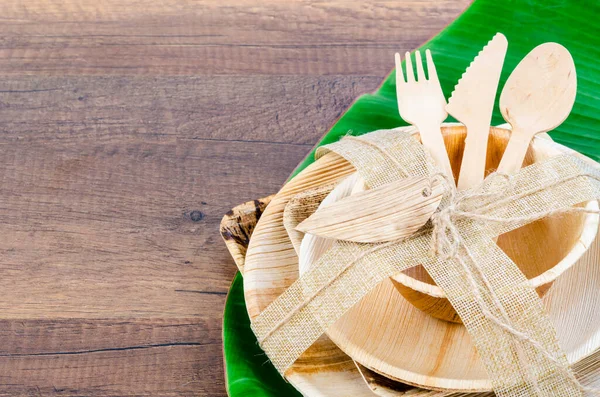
(497, 127), (531, 175)
(457, 121), (490, 190)
(418, 122), (454, 184)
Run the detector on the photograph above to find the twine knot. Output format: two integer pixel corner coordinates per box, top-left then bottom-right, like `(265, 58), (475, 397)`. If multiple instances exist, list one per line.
(429, 172), (462, 260)
(430, 171), (518, 260)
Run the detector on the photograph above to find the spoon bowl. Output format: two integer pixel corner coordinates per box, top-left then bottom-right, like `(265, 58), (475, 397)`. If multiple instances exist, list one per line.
(497, 43), (577, 174)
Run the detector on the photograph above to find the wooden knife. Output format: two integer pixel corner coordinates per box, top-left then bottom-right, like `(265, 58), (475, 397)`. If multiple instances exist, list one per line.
(446, 33), (508, 190)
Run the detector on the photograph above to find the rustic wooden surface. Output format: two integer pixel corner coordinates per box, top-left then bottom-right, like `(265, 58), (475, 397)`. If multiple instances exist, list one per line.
(0, 1), (470, 395)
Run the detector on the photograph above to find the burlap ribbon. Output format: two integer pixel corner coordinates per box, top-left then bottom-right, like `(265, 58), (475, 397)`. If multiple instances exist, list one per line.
(251, 128), (600, 396)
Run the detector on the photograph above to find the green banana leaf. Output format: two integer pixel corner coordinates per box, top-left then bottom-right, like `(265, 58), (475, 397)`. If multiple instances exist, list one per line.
(223, 0), (600, 395)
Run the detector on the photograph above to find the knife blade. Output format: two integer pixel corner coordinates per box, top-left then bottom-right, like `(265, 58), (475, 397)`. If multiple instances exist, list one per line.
(446, 33), (508, 190)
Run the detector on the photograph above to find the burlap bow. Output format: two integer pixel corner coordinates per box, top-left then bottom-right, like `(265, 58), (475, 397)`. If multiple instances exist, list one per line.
(251, 128), (600, 396)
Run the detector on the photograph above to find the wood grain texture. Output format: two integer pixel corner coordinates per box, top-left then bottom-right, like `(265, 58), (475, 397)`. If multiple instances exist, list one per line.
(0, 0), (470, 395)
(0, 0), (470, 76)
(0, 76), (382, 145)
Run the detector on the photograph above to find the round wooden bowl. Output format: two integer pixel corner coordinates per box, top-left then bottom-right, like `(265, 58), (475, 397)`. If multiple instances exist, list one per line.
(244, 125), (600, 393)
(389, 126), (599, 323)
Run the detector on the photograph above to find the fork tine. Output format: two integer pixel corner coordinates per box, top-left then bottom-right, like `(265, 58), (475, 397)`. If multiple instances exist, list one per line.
(395, 52), (405, 85)
(425, 49), (439, 83)
(405, 52), (415, 83)
(415, 51), (426, 81)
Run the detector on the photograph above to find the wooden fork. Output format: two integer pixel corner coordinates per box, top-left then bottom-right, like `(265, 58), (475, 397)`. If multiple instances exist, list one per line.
(395, 50), (454, 182)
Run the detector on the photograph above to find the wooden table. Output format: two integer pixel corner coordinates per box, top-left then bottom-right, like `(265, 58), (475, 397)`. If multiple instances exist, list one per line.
(0, 1), (469, 395)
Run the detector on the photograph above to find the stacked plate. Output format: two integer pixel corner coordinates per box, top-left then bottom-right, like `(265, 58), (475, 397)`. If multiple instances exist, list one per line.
(224, 124), (600, 396)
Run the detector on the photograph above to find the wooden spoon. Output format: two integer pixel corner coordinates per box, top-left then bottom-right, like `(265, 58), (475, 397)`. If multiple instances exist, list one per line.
(497, 43), (577, 174)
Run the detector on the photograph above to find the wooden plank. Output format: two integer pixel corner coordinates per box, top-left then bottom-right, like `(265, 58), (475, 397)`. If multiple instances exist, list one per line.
(0, 0), (470, 75)
(0, 318), (224, 394)
(0, 139), (307, 318)
(0, 319), (220, 354)
(0, 344), (222, 395)
(0, 319), (223, 395)
(0, 75), (381, 145)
